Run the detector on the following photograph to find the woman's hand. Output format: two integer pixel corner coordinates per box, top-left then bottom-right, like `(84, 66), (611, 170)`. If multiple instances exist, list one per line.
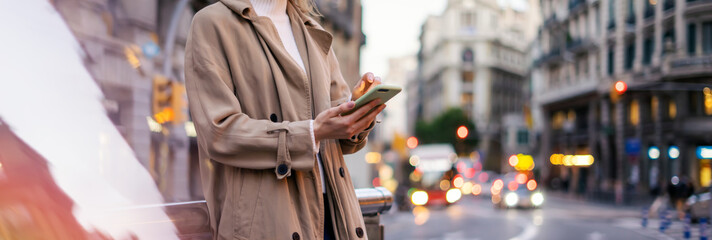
(351, 72), (382, 101)
(314, 99), (386, 142)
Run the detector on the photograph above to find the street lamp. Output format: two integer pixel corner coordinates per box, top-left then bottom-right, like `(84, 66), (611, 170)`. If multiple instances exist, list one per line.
(669, 146), (680, 159)
(648, 146), (660, 160)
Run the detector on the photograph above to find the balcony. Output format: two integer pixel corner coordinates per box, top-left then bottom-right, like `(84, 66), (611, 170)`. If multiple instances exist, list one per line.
(566, 38), (598, 54)
(543, 13), (559, 29)
(686, 0), (712, 15)
(537, 48), (564, 66)
(664, 55), (712, 78)
(625, 14), (636, 26)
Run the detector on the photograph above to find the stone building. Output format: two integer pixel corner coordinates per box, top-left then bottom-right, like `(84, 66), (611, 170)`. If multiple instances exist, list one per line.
(532, 0), (712, 203)
(409, 0), (541, 170)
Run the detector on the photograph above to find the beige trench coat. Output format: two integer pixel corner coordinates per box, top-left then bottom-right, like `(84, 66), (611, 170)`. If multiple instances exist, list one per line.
(185, 0), (372, 239)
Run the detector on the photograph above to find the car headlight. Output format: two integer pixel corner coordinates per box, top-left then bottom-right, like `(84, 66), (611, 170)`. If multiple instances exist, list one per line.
(505, 192), (519, 207)
(446, 188), (462, 203)
(531, 192), (544, 206)
(412, 191), (428, 206)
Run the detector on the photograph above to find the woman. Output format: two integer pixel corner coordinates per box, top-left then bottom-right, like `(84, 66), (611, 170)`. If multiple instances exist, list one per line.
(184, 0), (385, 239)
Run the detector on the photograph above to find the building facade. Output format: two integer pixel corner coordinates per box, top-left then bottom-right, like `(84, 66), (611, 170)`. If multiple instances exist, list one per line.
(532, 0), (712, 203)
(54, 0), (365, 201)
(409, 0), (540, 170)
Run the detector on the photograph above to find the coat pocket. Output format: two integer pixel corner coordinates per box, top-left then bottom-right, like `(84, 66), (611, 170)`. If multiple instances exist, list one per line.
(233, 169), (263, 239)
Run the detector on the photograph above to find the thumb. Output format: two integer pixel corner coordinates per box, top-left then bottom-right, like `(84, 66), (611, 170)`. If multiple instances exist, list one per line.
(331, 101), (355, 117)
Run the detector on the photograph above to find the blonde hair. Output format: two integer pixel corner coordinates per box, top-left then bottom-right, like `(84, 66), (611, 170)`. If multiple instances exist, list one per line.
(290, 0), (321, 17)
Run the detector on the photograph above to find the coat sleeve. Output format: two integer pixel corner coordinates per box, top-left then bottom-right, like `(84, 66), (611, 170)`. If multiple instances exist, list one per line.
(326, 48), (374, 155)
(185, 11), (313, 179)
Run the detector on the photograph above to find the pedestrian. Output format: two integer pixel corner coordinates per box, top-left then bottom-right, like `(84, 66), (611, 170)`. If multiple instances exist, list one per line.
(184, 0), (385, 239)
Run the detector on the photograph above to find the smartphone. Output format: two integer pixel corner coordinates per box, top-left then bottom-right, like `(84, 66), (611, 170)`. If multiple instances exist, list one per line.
(342, 84), (402, 116)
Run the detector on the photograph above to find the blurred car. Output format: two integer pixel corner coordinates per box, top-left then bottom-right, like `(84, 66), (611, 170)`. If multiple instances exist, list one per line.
(408, 144), (462, 207)
(685, 190), (712, 221)
(491, 176), (543, 209)
(496, 188), (544, 209)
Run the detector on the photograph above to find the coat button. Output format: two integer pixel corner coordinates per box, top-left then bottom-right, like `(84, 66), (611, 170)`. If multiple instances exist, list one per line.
(277, 164), (288, 175)
(270, 113), (278, 122)
(339, 167), (345, 177)
(292, 232), (300, 240)
(355, 227), (364, 238)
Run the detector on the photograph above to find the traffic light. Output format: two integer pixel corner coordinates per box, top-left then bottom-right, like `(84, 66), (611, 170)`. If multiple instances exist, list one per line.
(152, 75), (172, 124)
(406, 136), (419, 149)
(614, 81), (628, 95)
(171, 81), (187, 125)
(610, 81), (628, 102)
(456, 125), (468, 139)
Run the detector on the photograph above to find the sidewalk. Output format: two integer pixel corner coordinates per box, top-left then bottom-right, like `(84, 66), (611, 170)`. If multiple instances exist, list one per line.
(615, 216), (710, 240)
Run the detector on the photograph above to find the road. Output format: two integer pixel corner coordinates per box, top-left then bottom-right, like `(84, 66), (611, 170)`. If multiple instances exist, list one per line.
(380, 193), (658, 240)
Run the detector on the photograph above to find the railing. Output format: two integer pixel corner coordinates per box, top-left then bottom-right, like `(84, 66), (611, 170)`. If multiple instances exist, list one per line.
(165, 187), (393, 240)
(356, 187), (393, 216)
(356, 187), (393, 240)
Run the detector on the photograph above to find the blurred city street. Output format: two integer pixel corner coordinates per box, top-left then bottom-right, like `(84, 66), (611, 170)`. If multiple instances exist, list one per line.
(382, 194), (652, 240)
(2, 0), (712, 239)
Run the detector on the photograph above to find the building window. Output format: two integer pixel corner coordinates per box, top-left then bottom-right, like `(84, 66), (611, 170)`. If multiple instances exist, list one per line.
(625, 43), (635, 70)
(461, 93), (474, 105)
(651, 96), (659, 121)
(517, 130), (529, 145)
(688, 23), (697, 55)
(552, 111), (566, 130)
(626, 0), (635, 25)
(461, 12), (475, 28)
(644, 0), (655, 19)
(703, 22), (712, 54)
(608, 0), (617, 22)
(705, 87), (712, 116)
(491, 13), (498, 29)
(607, 47), (614, 76)
(643, 37), (654, 65)
(608, 0), (615, 29)
(669, 99), (677, 119)
(629, 99), (640, 126)
(663, 29), (675, 55)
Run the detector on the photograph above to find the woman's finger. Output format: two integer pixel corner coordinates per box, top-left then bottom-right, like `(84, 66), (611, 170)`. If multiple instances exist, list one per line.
(353, 104), (385, 131)
(329, 101), (355, 117)
(347, 99), (381, 121)
(364, 76), (382, 93)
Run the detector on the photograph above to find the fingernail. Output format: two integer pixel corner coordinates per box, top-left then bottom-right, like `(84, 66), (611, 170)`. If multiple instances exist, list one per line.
(347, 101), (355, 108)
(368, 73), (374, 82)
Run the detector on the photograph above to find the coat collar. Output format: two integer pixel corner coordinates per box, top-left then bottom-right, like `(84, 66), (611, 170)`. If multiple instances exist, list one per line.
(219, 0), (332, 55)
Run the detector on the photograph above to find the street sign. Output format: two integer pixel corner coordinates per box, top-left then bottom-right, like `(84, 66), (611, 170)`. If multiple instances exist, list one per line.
(625, 138), (641, 156)
(698, 146), (712, 159)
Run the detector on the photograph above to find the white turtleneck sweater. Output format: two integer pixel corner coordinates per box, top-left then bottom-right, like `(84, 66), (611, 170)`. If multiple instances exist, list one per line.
(250, 0), (326, 193)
